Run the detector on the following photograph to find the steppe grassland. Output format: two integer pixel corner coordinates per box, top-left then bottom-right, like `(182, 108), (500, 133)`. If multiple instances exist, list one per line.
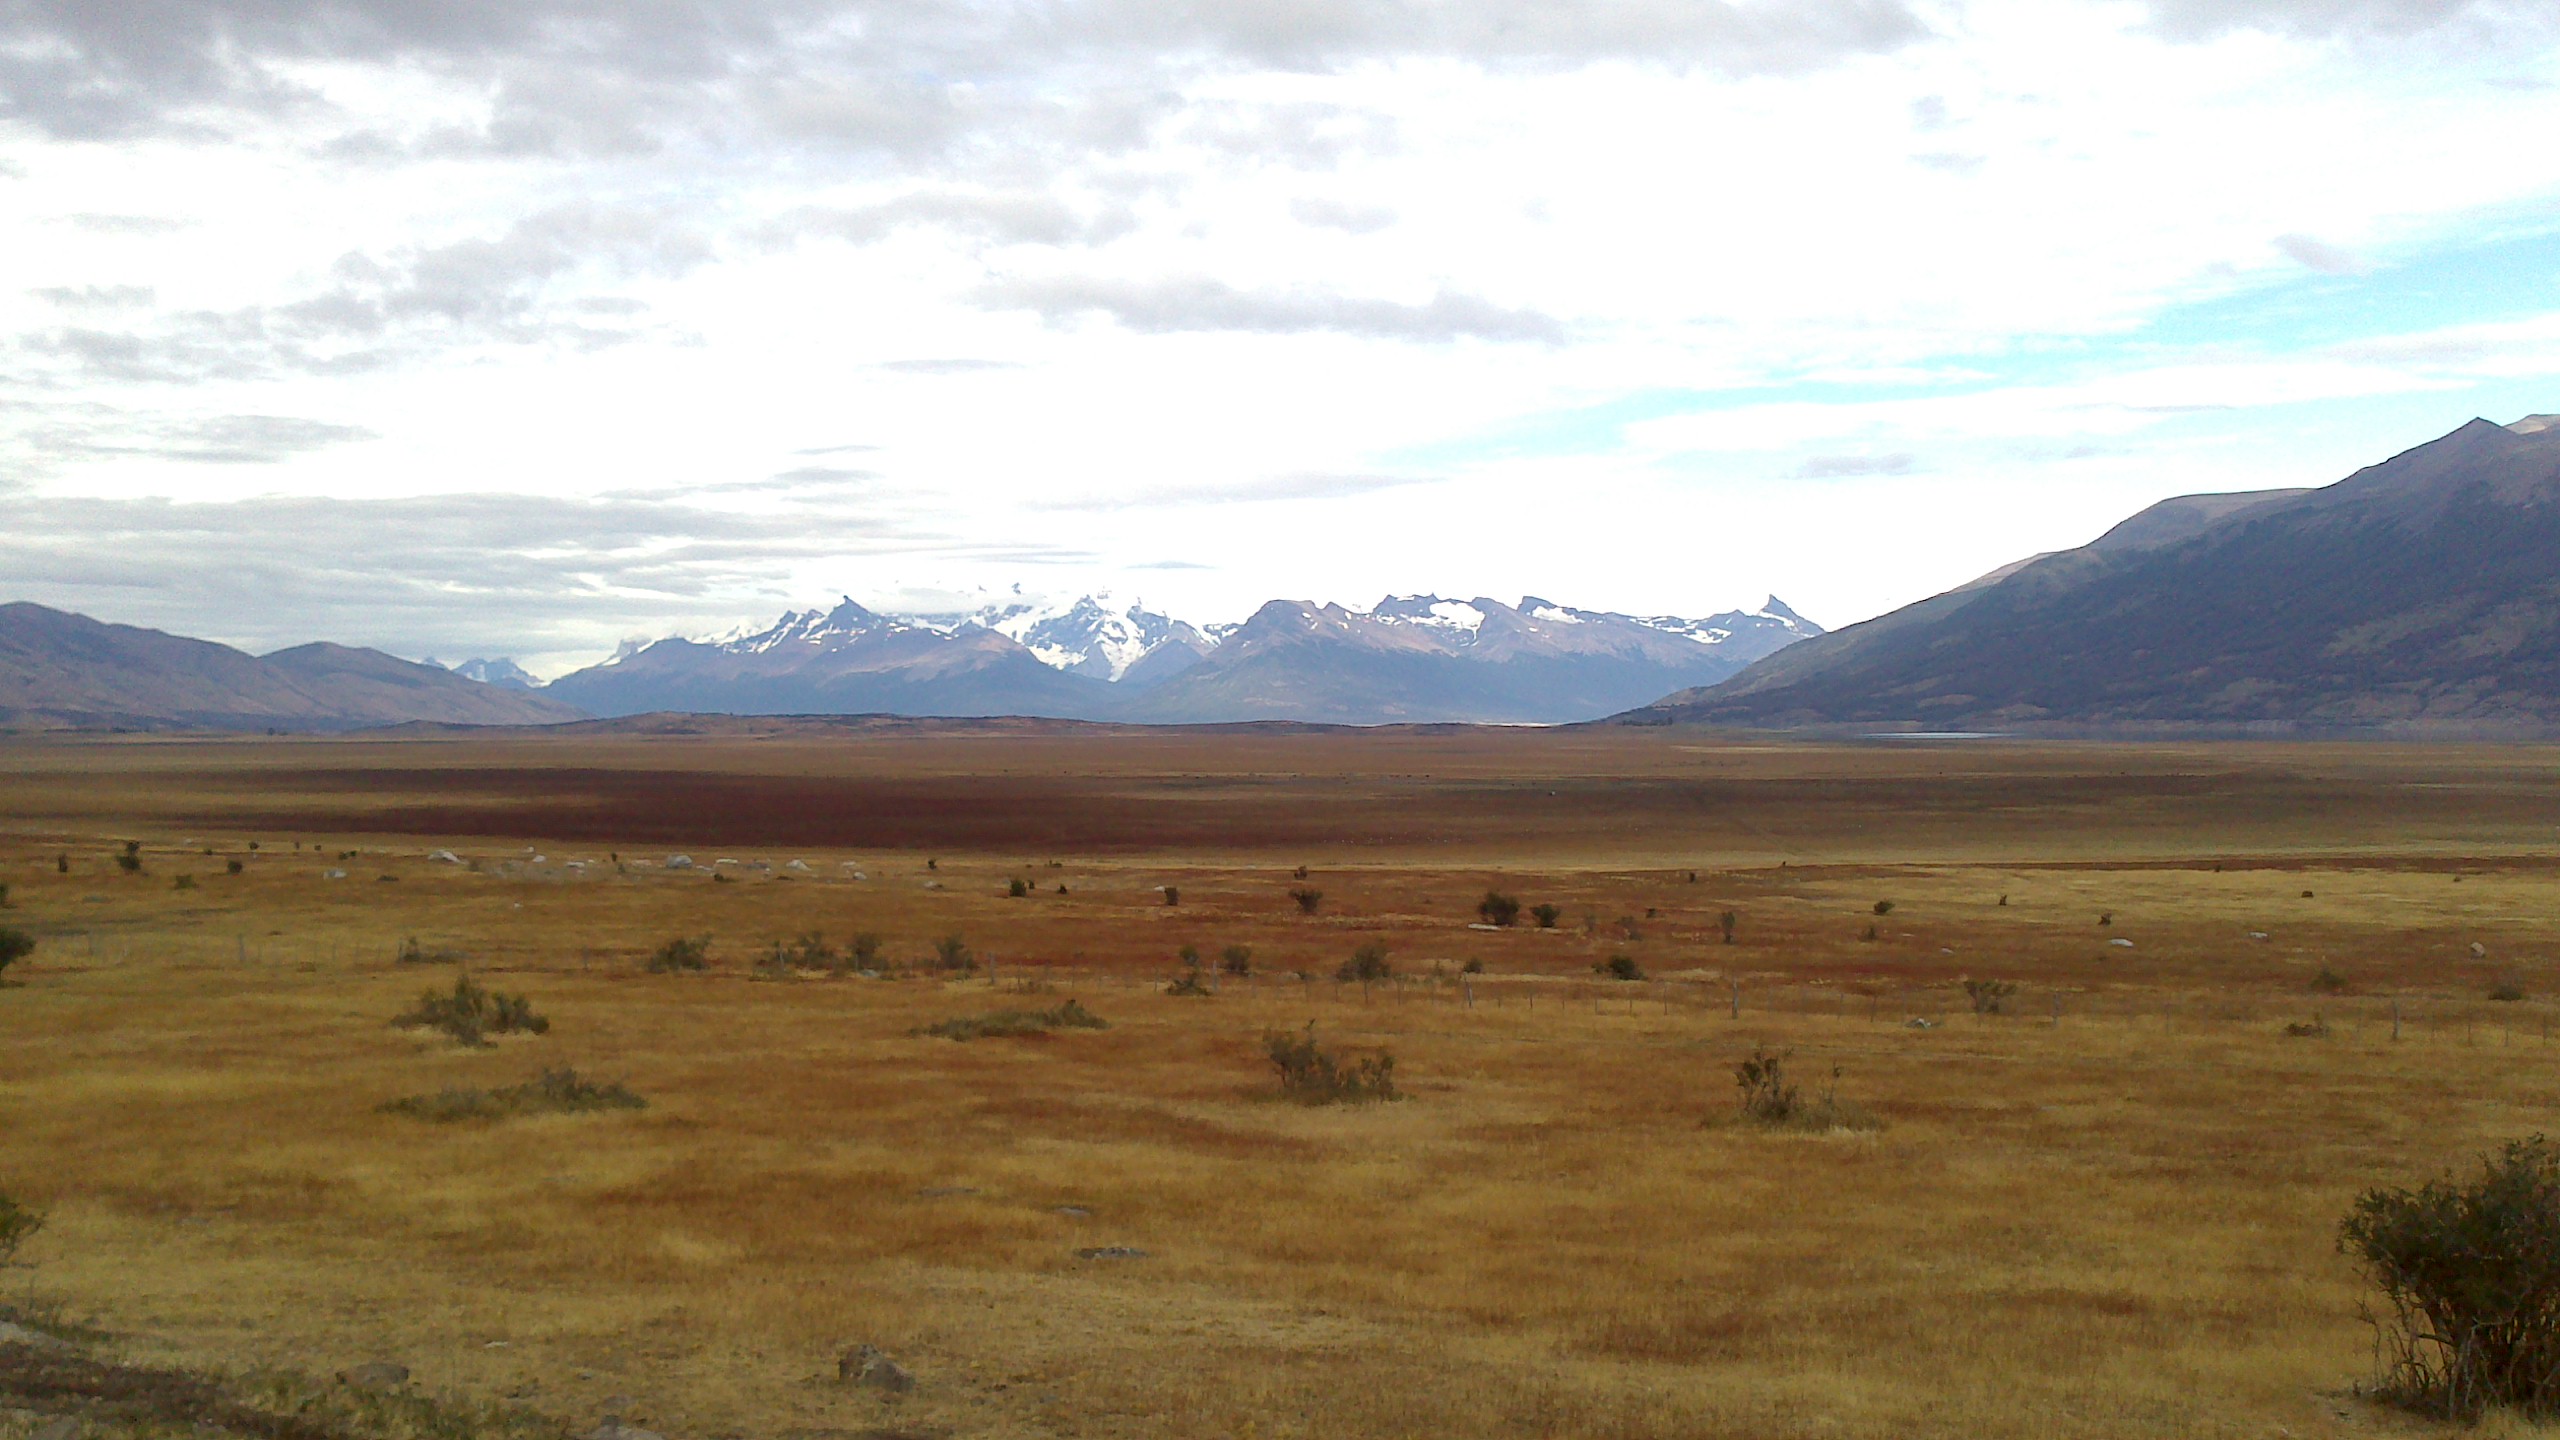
(2, 730), (2559, 1439)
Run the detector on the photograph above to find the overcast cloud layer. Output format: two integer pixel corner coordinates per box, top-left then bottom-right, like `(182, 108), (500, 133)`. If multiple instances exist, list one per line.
(4, 0), (2558, 673)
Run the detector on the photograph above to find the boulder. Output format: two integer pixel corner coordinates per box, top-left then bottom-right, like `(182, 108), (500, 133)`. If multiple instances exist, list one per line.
(839, 1344), (915, 1394)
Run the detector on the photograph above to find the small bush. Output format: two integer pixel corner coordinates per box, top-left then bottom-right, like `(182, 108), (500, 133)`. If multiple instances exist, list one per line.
(172, 874), (198, 891)
(0, 882), (8, 907)
(1265, 1024), (1398, 1104)
(1529, 902), (1562, 929)
(397, 937), (466, 965)
(2285, 1017), (2331, 1038)
(396, 975), (550, 1047)
(648, 935), (711, 973)
(759, 931), (838, 976)
(0, 927), (34, 980)
(1732, 1048), (1879, 1133)
(54, 854), (66, 874)
(1476, 891), (1520, 927)
(1220, 944), (1253, 976)
(1289, 886), (1324, 915)
(1871, 900), (1894, 917)
(1597, 953), (1644, 981)
(2491, 981), (2529, 1003)
(849, 933), (884, 969)
(1293, 865), (1309, 880)
(116, 841), (143, 874)
(932, 934), (975, 971)
(2341, 1136), (2560, 1418)
(2310, 967), (2351, 994)
(1008, 877), (1029, 898)
(1719, 910), (1737, 944)
(1337, 943), (1391, 985)
(916, 1000), (1109, 1041)
(225, 858), (244, 875)
(0, 1189), (42, 1265)
(383, 1068), (645, 1123)
(1963, 978), (2016, 1015)
(1461, 958), (1484, 974)
(1165, 967), (1213, 996)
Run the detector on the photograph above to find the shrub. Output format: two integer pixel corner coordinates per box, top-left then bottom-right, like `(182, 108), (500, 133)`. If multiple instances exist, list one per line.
(1264, 1024), (1398, 1104)
(0, 1189), (42, 1265)
(1220, 944), (1253, 976)
(916, 1000), (1108, 1040)
(0, 927), (33, 980)
(2492, 981), (2529, 1003)
(1461, 958), (1484, 974)
(1731, 1048), (1879, 1133)
(0, 882), (8, 907)
(849, 933), (884, 969)
(397, 937), (465, 965)
(1476, 891), (1520, 927)
(2285, 1018), (2332, 1038)
(1293, 865), (1309, 880)
(1289, 886), (1324, 915)
(648, 935), (711, 973)
(226, 858), (244, 876)
(2311, 967), (2351, 994)
(932, 934), (975, 971)
(1165, 967), (1212, 997)
(383, 1068), (645, 1123)
(759, 931), (838, 976)
(1597, 953), (1644, 981)
(116, 841), (142, 874)
(1719, 910), (1737, 944)
(172, 874), (198, 891)
(1008, 877), (1029, 898)
(1963, 978), (2016, 1015)
(395, 975), (550, 1047)
(1337, 944), (1391, 985)
(2340, 1136), (2560, 1418)
(1529, 903), (1562, 929)
(54, 854), (66, 874)
(1871, 900), (1894, 917)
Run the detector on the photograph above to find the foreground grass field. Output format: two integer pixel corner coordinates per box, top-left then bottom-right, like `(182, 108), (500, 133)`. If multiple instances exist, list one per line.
(4, 725), (2560, 1439)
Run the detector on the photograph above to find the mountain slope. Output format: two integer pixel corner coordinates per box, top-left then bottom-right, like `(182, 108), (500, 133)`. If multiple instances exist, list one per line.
(0, 604), (583, 730)
(1623, 416), (2560, 731)
(545, 598), (1121, 719)
(1123, 595), (1819, 724)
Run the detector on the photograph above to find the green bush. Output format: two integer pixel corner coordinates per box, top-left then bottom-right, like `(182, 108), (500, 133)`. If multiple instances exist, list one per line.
(1476, 891), (1520, 927)
(115, 841), (143, 874)
(1166, 967), (1212, 996)
(849, 933), (884, 969)
(2492, 981), (2529, 1003)
(758, 931), (838, 976)
(1732, 1048), (1878, 1133)
(932, 934), (975, 971)
(1220, 944), (1253, 976)
(383, 1069), (645, 1123)
(2341, 1136), (2560, 1418)
(1963, 978), (2016, 1015)
(0, 1189), (41, 1265)
(1597, 953), (1644, 981)
(1719, 910), (1738, 943)
(1871, 900), (1894, 917)
(1336, 943), (1391, 985)
(916, 1000), (1108, 1041)
(1264, 1024), (1398, 1104)
(395, 975), (549, 1047)
(225, 858), (244, 876)
(0, 927), (33, 980)
(2311, 967), (2351, 994)
(1289, 886), (1323, 915)
(1008, 877), (1029, 898)
(1163, 885), (1180, 906)
(648, 935), (711, 973)
(1529, 902), (1562, 929)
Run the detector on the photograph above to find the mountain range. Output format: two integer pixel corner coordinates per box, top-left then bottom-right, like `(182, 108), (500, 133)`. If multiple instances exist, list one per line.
(545, 593), (1822, 725)
(1624, 414), (2560, 733)
(0, 603), (580, 731)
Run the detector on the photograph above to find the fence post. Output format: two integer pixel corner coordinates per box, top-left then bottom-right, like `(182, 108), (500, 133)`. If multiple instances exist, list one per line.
(2392, 1001), (2401, 1042)
(1730, 981), (1740, 1020)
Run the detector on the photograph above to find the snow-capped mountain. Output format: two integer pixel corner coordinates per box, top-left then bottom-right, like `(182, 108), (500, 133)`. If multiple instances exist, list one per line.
(437, 657), (540, 690)
(540, 591), (1821, 724)
(941, 593), (1210, 682)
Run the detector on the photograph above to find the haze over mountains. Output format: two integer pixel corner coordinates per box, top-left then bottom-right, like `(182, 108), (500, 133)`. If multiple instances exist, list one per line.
(1628, 415), (2560, 734)
(547, 593), (1822, 725)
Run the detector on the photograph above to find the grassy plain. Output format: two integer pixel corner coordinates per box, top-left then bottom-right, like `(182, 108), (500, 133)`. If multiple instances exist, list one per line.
(4, 724), (2560, 1439)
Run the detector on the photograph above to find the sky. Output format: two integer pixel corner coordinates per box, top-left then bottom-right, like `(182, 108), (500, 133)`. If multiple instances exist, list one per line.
(4, 0), (2558, 678)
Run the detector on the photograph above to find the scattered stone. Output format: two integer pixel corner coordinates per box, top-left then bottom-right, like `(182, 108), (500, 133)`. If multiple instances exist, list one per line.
(2107, 938), (2134, 948)
(839, 1344), (916, 1394)
(666, 855), (693, 869)
(786, 860), (810, 871)
(337, 1362), (410, 1392)
(2248, 932), (2270, 941)
(322, 869), (348, 881)
(2472, 942), (2489, 959)
(1903, 1018), (1936, 1030)
(1075, 1246), (1148, 1261)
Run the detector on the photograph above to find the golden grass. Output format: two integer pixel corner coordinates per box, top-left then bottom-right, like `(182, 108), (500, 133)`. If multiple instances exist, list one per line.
(4, 729), (2560, 1438)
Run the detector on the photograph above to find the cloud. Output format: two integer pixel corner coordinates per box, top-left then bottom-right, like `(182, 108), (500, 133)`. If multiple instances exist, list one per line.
(1049, 471), (1440, 510)
(974, 274), (1568, 342)
(2273, 233), (2371, 274)
(1790, 453), (1917, 478)
(1289, 196), (1398, 233)
(2142, 0), (2555, 37)
(29, 285), (158, 310)
(766, 190), (1139, 250)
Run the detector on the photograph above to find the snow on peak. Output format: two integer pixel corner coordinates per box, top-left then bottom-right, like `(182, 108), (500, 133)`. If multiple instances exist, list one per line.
(1370, 595), (1487, 634)
(950, 591), (1204, 680)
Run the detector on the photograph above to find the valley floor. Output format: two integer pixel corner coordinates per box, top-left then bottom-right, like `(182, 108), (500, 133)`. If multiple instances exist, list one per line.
(3, 728), (2559, 1439)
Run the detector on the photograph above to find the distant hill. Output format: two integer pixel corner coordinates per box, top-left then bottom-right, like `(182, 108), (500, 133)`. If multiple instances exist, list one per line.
(0, 604), (585, 731)
(544, 593), (1820, 725)
(1620, 416), (2560, 734)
